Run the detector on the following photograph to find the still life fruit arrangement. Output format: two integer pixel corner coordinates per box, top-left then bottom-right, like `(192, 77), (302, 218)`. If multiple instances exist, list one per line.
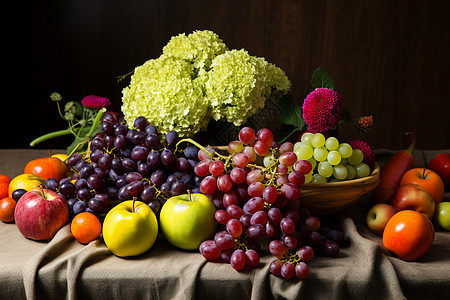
(1, 30), (449, 279)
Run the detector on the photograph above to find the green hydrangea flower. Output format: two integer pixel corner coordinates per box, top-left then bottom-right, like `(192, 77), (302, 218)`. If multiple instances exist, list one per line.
(205, 49), (290, 126)
(162, 30), (228, 73)
(121, 55), (210, 137)
(121, 30), (291, 137)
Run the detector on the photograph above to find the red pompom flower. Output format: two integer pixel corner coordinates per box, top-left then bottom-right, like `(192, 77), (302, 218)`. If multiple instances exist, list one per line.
(348, 139), (375, 170)
(302, 88), (342, 133)
(81, 95), (111, 109)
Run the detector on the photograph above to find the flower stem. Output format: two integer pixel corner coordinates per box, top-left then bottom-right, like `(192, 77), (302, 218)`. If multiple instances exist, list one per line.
(56, 101), (66, 120)
(86, 107), (107, 138)
(30, 128), (73, 147)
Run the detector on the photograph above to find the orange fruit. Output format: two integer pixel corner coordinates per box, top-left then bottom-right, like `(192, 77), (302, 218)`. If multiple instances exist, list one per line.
(383, 210), (435, 261)
(0, 175), (11, 184)
(0, 182), (9, 199)
(71, 212), (102, 244)
(0, 197), (17, 223)
(400, 168), (445, 204)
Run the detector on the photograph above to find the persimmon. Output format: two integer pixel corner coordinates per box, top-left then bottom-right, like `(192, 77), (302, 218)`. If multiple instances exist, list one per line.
(383, 210), (435, 261)
(400, 168), (444, 204)
(24, 157), (68, 181)
(71, 212), (102, 244)
(0, 197), (17, 223)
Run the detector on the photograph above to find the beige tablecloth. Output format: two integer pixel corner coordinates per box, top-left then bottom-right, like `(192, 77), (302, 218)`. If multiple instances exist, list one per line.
(0, 149), (449, 300)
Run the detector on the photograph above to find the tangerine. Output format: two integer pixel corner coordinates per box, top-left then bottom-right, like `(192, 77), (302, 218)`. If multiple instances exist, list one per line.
(400, 168), (444, 204)
(383, 210), (435, 261)
(0, 175), (11, 184)
(0, 182), (9, 199)
(71, 212), (102, 244)
(0, 197), (17, 223)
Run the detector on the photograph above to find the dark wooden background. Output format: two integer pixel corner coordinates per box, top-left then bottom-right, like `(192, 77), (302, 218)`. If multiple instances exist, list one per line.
(5, 0), (450, 152)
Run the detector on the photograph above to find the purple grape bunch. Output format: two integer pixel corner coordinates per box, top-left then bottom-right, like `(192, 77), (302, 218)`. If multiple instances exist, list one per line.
(45, 112), (202, 218)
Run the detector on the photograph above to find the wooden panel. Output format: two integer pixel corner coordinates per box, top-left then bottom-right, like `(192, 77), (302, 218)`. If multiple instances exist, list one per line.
(5, 0), (449, 151)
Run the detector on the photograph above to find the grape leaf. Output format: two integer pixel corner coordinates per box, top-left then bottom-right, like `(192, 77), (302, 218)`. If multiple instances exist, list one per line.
(276, 94), (306, 130)
(311, 67), (334, 90)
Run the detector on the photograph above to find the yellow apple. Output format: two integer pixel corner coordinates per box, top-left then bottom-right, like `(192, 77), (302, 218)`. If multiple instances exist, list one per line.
(366, 203), (397, 235)
(8, 174), (46, 198)
(160, 192), (217, 250)
(103, 199), (158, 257)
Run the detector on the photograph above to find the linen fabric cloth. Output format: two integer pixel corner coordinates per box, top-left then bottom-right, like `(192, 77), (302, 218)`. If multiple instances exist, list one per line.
(0, 149), (449, 299)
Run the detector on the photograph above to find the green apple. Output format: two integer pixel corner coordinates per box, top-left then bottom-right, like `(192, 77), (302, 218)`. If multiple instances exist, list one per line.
(160, 192), (217, 250)
(435, 201), (450, 231)
(103, 199), (158, 257)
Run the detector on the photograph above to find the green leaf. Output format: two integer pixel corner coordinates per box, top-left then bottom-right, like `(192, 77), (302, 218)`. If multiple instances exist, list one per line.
(66, 125), (101, 154)
(67, 136), (88, 154)
(311, 67), (334, 90)
(277, 94), (307, 130)
(73, 102), (84, 118)
(338, 108), (352, 127)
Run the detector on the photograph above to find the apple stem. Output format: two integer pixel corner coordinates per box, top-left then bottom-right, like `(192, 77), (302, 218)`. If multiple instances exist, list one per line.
(187, 189), (192, 201)
(422, 167), (428, 179)
(132, 197), (137, 213)
(39, 184), (46, 200)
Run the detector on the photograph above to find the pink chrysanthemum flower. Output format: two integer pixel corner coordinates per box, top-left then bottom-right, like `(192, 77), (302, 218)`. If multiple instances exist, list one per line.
(302, 88), (342, 133)
(81, 95), (111, 109)
(348, 139), (375, 170)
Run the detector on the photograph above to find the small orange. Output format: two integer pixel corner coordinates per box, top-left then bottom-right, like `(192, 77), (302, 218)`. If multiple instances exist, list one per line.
(383, 210), (435, 261)
(0, 182), (9, 199)
(0, 175), (11, 184)
(71, 212), (102, 244)
(0, 197), (17, 223)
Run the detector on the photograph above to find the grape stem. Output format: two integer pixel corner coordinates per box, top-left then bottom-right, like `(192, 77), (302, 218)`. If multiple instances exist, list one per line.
(278, 128), (301, 144)
(176, 138), (215, 158)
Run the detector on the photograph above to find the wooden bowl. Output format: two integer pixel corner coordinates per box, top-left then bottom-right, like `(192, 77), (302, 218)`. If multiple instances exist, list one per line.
(300, 163), (380, 216)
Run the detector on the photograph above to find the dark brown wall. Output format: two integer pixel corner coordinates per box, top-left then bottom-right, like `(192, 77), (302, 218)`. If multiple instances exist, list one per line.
(6, 0), (450, 151)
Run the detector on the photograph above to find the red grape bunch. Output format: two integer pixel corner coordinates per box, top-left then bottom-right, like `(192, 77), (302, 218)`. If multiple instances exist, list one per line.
(194, 126), (346, 277)
(194, 127), (307, 271)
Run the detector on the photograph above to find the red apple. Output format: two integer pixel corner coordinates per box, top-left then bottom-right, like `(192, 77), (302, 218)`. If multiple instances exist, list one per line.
(427, 153), (450, 191)
(400, 168), (444, 205)
(14, 186), (69, 240)
(366, 203), (397, 235)
(389, 183), (435, 219)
